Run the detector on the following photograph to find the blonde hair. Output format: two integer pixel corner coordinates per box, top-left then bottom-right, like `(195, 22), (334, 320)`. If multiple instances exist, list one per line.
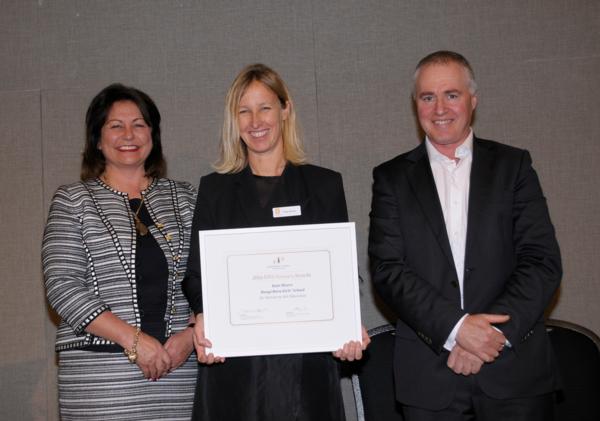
(215, 63), (306, 174)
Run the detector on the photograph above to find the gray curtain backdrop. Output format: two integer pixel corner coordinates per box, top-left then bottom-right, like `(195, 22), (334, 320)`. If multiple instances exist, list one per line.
(1, 1), (598, 419)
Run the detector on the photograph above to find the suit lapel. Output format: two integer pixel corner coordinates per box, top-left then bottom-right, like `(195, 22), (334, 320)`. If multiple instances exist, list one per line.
(405, 144), (456, 271)
(465, 138), (495, 268)
(278, 164), (312, 224)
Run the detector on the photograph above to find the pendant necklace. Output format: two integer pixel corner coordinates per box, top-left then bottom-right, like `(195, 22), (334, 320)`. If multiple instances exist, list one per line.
(134, 196), (149, 236)
(99, 174), (150, 236)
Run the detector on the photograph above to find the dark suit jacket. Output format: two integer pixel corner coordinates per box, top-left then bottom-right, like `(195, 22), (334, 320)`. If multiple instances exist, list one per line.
(368, 137), (562, 410)
(183, 163), (348, 313)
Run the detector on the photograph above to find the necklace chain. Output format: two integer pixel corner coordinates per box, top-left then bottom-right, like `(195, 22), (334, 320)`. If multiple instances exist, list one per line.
(133, 196), (149, 236)
(99, 174), (150, 236)
(100, 174), (152, 237)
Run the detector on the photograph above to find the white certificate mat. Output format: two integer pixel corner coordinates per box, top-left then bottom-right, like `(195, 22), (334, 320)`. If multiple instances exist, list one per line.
(199, 222), (362, 357)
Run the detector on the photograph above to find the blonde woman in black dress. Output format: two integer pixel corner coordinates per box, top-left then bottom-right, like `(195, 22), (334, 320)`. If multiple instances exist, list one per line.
(183, 64), (369, 421)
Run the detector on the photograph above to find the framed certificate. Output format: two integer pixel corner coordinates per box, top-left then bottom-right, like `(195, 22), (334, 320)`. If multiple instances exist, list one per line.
(199, 222), (362, 357)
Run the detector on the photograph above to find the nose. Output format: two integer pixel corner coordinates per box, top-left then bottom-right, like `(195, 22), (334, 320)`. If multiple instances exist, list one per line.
(249, 111), (260, 128)
(434, 98), (446, 115)
(123, 124), (134, 139)
(245, 108), (266, 128)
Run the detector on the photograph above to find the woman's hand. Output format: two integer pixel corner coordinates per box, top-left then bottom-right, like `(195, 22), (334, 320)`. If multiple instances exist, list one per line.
(192, 313), (225, 365)
(135, 332), (172, 380)
(164, 327), (195, 372)
(333, 325), (371, 361)
(84, 312), (171, 379)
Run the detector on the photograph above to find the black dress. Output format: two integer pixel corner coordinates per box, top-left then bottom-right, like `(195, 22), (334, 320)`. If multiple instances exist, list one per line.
(183, 164), (349, 421)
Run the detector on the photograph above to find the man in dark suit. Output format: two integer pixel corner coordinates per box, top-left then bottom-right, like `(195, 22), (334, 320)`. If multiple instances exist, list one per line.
(368, 50), (562, 420)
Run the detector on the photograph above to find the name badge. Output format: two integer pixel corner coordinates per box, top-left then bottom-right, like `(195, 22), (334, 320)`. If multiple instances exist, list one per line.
(272, 205), (301, 218)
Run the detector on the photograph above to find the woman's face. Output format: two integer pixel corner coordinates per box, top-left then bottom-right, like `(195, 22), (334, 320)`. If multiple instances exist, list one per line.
(98, 100), (153, 174)
(237, 80), (288, 161)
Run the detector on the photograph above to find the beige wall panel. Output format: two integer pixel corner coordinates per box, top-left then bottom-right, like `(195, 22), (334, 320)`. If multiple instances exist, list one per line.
(0, 91), (48, 420)
(41, 89), (92, 202)
(0, 1), (41, 90)
(153, 84), (224, 184)
(38, 0), (320, 183)
(38, 1), (315, 88)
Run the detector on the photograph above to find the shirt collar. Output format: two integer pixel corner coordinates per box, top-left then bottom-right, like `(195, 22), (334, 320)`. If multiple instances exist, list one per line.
(425, 129), (474, 163)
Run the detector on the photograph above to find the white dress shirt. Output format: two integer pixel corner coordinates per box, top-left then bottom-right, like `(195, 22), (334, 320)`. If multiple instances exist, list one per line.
(425, 130), (473, 350)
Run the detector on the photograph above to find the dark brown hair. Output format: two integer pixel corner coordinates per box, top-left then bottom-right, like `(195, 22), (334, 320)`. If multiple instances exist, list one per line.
(81, 83), (166, 180)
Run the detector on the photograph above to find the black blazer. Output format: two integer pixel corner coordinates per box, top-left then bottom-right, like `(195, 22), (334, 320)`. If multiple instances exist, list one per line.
(183, 164), (348, 314)
(368, 137), (562, 409)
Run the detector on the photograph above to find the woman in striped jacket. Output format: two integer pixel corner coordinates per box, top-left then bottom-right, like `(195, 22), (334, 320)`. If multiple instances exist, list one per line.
(42, 84), (197, 420)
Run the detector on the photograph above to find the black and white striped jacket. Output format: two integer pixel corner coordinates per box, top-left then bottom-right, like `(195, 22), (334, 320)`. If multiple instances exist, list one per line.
(42, 178), (197, 351)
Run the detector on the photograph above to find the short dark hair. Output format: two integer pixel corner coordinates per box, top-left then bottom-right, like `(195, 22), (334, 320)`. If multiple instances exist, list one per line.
(413, 50), (477, 96)
(81, 83), (166, 180)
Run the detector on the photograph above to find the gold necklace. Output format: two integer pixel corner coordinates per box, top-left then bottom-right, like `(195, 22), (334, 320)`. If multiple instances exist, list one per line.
(99, 174), (152, 236)
(134, 196), (149, 236)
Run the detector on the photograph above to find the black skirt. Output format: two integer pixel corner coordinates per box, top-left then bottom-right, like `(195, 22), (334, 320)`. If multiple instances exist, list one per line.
(192, 352), (345, 421)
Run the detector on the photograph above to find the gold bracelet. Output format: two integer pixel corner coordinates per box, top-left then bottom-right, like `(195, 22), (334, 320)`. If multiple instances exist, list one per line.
(124, 327), (141, 364)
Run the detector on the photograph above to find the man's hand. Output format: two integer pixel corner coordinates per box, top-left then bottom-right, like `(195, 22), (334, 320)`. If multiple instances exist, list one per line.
(456, 313), (509, 362)
(447, 344), (484, 375)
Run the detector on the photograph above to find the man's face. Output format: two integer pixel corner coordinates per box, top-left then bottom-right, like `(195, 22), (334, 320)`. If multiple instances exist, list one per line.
(414, 62), (477, 153)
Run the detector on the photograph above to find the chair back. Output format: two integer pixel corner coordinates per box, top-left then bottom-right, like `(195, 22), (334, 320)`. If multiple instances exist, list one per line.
(546, 318), (600, 421)
(351, 324), (404, 421)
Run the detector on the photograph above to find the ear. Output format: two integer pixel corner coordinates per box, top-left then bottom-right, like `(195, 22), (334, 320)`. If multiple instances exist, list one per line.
(281, 100), (291, 121)
(471, 94), (478, 110)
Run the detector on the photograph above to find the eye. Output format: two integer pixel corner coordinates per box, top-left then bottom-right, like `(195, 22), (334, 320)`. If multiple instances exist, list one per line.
(108, 123), (123, 129)
(447, 93), (459, 100)
(134, 122), (148, 128)
(238, 109), (249, 114)
(261, 106), (272, 111)
(420, 95), (434, 102)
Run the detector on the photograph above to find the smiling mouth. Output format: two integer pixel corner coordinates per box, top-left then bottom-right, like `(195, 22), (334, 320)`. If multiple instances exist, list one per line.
(433, 119), (453, 126)
(117, 145), (140, 151)
(249, 129), (269, 138)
